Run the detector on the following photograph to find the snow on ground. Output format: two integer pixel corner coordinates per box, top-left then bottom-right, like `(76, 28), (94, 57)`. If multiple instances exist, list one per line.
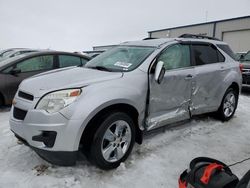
(1, 93), (250, 188)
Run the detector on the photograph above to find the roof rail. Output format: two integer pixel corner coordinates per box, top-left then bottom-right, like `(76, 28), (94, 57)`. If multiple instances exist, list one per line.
(143, 37), (158, 40)
(179, 34), (221, 41)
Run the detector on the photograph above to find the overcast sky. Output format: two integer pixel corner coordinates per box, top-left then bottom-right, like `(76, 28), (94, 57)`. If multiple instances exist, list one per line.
(0, 0), (250, 51)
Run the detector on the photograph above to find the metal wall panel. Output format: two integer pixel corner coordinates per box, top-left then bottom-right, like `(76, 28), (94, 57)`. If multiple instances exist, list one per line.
(149, 17), (250, 52)
(215, 17), (250, 39)
(150, 24), (214, 38)
(223, 29), (250, 52)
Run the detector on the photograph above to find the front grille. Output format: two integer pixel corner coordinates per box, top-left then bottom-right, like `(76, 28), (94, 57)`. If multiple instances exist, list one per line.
(18, 91), (34, 101)
(13, 107), (27, 120)
(242, 73), (250, 85)
(242, 69), (250, 74)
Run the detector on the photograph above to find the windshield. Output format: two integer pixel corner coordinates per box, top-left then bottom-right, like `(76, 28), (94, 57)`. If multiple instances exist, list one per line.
(1, 50), (14, 57)
(85, 46), (155, 72)
(235, 52), (246, 61)
(0, 54), (27, 67)
(242, 52), (250, 62)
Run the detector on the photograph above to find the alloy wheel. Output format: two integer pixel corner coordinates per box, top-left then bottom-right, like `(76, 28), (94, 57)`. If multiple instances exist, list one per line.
(223, 92), (236, 118)
(101, 120), (132, 163)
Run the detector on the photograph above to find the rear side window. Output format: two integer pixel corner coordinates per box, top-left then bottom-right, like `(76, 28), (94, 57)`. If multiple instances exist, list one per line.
(192, 44), (219, 65)
(59, 55), (81, 68)
(217, 44), (236, 60)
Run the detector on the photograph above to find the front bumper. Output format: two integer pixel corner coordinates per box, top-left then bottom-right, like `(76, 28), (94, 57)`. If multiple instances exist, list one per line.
(10, 107), (83, 151)
(9, 97), (85, 165)
(13, 132), (77, 166)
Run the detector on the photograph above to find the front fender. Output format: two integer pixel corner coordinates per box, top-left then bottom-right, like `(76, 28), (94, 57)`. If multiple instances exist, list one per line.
(60, 79), (147, 150)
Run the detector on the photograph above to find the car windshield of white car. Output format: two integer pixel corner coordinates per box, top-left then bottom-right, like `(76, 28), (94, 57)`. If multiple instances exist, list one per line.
(85, 46), (155, 72)
(243, 52), (250, 62)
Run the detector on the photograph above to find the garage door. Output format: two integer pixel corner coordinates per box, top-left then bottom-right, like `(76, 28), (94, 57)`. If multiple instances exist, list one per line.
(222, 29), (250, 52)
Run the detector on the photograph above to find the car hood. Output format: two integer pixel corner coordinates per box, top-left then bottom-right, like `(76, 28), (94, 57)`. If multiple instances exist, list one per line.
(19, 67), (123, 97)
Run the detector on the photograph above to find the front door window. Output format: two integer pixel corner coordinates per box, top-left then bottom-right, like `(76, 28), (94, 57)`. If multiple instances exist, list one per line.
(158, 44), (191, 70)
(16, 55), (53, 73)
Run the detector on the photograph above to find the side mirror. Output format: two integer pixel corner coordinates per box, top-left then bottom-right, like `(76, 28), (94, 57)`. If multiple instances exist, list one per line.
(239, 54), (245, 61)
(10, 68), (21, 75)
(154, 61), (165, 84)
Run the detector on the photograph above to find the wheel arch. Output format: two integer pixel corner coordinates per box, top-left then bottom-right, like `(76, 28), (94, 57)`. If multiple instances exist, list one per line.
(215, 81), (240, 121)
(229, 82), (240, 95)
(79, 103), (143, 152)
(218, 82), (240, 109)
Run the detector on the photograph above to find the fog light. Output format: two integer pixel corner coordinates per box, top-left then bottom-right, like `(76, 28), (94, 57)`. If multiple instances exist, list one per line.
(32, 131), (57, 148)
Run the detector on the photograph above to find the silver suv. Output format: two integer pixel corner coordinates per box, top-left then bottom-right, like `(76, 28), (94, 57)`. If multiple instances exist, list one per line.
(10, 36), (242, 169)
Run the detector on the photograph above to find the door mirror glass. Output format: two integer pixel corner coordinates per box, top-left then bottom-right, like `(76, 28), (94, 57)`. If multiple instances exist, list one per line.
(239, 54), (245, 61)
(154, 61), (165, 84)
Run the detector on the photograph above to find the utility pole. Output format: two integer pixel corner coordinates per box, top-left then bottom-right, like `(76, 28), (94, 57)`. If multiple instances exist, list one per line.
(205, 11), (208, 22)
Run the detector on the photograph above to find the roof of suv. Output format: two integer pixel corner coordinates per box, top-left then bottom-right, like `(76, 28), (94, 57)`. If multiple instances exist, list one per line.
(121, 38), (175, 47)
(120, 38), (227, 48)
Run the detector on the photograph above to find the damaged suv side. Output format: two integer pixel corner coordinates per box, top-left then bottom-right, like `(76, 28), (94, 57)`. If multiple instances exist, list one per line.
(10, 36), (242, 169)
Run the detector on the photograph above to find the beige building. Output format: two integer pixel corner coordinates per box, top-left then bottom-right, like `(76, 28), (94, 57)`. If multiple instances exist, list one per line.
(148, 16), (250, 52)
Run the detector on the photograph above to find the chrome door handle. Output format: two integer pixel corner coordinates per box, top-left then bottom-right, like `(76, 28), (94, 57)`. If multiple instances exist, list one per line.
(185, 74), (193, 80)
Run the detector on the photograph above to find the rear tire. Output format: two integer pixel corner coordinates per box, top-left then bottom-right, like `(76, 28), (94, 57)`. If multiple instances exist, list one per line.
(216, 88), (238, 121)
(89, 112), (135, 170)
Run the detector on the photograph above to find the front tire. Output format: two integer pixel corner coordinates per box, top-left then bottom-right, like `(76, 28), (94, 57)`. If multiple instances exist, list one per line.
(216, 88), (238, 121)
(89, 112), (135, 170)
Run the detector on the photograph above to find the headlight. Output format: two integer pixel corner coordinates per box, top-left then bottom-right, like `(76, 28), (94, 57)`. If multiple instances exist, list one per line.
(36, 89), (81, 113)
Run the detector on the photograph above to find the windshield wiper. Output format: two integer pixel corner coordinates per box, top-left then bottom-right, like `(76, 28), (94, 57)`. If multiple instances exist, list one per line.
(88, 66), (112, 72)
